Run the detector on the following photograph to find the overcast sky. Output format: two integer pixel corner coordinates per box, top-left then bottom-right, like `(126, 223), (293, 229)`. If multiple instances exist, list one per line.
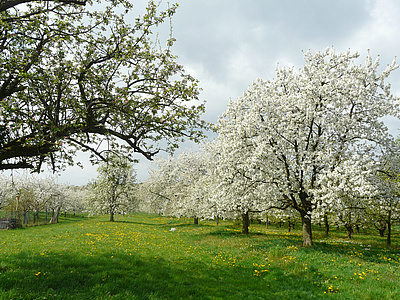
(12, 0), (400, 185)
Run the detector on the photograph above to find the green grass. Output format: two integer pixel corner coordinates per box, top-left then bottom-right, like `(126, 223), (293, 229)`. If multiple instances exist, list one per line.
(0, 214), (399, 299)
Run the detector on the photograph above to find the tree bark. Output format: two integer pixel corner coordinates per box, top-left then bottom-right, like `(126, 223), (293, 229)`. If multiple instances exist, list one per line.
(33, 211), (39, 223)
(387, 211), (392, 246)
(345, 224), (353, 239)
(194, 217), (199, 225)
(110, 210), (115, 222)
(378, 227), (386, 237)
(242, 212), (249, 235)
(301, 212), (313, 247)
(50, 206), (61, 224)
(324, 213), (329, 237)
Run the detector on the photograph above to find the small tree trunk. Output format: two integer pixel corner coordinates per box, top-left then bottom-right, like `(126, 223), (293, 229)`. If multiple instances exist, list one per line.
(345, 224), (353, 239)
(355, 224), (360, 234)
(50, 206), (61, 224)
(266, 216), (269, 229)
(33, 211), (40, 223)
(288, 221), (292, 232)
(378, 227), (386, 237)
(110, 210), (115, 222)
(324, 213), (329, 237)
(242, 212), (250, 235)
(301, 212), (313, 247)
(194, 217), (199, 225)
(387, 222), (391, 246)
(216, 216), (219, 226)
(387, 211), (392, 246)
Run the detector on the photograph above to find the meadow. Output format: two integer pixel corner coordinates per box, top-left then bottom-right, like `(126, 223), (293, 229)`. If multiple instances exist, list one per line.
(0, 213), (399, 300)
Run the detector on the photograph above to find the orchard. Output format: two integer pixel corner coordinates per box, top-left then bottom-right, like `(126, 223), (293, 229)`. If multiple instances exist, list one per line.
(1, 0), (400, 298)
(140, 48), (400, 247)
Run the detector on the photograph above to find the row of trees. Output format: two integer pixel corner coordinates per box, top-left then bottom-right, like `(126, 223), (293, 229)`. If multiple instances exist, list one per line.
(0, 174), (86, 224)
(138, 49), (400, 247)
(0, 153), (140, 223)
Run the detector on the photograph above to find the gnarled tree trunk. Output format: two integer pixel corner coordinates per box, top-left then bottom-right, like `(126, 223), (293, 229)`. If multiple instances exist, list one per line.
(300, 212), (313, 247)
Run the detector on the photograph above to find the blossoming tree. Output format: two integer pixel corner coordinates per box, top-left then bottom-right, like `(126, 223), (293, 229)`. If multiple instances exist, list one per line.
(216, 48), (399, 246)
(139, 149), (212, 224)
(314, 156), (377, 238)
(366, 143), (400, 245)
(86, 153), (136, 221)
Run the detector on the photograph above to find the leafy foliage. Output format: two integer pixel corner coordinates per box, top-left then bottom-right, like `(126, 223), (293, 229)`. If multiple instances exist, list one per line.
(0, 0), (208, 171)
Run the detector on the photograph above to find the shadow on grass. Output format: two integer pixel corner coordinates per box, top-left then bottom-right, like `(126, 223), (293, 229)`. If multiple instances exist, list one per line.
(304, 240), (400, 265)
(0, 250), (325, 300)
(111, 220), (207, 228)
(251, 233), (400, 266)
(114, 214), (233, 231)
(207, 228), (266, 238)
(58, 216), (90, 224)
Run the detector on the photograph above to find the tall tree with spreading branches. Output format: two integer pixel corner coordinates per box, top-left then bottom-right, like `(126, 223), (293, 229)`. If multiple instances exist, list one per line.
(0, 0), (208, 171)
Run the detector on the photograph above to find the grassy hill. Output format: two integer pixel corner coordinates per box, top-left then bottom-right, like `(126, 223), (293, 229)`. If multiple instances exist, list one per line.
(0, 213), (399, 299)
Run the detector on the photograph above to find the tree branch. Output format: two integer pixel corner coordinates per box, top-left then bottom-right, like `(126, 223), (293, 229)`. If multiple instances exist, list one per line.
(0, 0), (87, 12)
